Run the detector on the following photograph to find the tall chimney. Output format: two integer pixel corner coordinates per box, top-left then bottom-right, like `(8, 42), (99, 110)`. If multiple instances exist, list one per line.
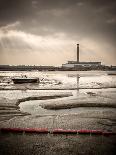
(77, 44), (79, 63)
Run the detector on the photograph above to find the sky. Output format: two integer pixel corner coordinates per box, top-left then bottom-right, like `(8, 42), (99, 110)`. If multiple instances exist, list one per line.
(0, 0), (116, 66)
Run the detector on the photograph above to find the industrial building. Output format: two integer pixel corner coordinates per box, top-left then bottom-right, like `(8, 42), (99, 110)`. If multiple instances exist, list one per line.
(62, 44), (102, 69)
(0, 44), (113, 71)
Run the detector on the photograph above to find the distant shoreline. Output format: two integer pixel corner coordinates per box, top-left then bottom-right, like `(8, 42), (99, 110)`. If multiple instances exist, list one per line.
(0, 65), (116, 71)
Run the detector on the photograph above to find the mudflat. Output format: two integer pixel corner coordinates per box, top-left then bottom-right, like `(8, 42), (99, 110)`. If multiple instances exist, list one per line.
(0, 71), (116, 155)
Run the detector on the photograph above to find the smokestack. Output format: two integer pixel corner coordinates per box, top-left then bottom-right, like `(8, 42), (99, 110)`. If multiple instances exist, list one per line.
(77, 44), (79, 63)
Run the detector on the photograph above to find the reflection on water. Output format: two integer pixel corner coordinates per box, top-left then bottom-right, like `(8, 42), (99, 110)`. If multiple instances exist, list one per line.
(0, 71), (116, 90)
(76, 74), (80, 93)
(0, 71), (116, 116)
(68, 73), (80, 93)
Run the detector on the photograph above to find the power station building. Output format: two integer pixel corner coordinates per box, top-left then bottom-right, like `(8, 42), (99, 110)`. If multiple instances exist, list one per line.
(62, 44), (102, 69)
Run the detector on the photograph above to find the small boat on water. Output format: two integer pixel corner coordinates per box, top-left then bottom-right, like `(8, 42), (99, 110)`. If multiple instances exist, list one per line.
(12, 77), (39, 84)
(107, 72), (116, 76)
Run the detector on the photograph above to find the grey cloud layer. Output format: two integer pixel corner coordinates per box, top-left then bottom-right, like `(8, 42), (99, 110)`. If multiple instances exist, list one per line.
(0, 0), (116, 65)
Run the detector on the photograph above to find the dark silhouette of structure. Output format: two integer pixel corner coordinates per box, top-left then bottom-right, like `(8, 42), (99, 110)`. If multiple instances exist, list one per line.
(62, 44), (102, 69)
(77, 44), (79, 63)
(0, 44), (115, 71)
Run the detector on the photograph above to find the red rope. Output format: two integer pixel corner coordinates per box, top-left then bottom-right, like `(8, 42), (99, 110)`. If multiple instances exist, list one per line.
(1, 128), (116, 136)
(77, 130), (103, 135)
(0, 128), (49, 133)
(53, 129), (77, 134)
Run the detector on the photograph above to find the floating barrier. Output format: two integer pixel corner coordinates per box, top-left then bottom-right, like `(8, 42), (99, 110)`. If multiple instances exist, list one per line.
(0, 128), (49, 134)
(102, 132), (116, 136)
(77, 130), (103, 135)
(53, 129), (77, 134)
(0, 128), (116, 136)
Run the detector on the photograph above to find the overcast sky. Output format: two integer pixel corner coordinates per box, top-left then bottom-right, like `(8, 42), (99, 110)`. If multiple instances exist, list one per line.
(0, 0), (116, 66)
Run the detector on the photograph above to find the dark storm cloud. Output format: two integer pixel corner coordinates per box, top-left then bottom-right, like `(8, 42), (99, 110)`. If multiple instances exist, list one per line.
(0, 0), (33, 26)
(0, 0), (116, 36)
(0, 0), (78, 25)
(0, 0), (116, 65)
(0, 0), (116, 44)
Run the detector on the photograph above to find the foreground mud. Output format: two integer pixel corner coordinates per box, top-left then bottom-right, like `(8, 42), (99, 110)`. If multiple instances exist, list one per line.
(0, 133), (116, 155)
(0, 90), (116, 155)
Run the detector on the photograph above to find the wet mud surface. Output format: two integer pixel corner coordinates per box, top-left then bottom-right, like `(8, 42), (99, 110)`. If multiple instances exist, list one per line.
(0, 133), (116, 155)
(0, 71), (116, 155)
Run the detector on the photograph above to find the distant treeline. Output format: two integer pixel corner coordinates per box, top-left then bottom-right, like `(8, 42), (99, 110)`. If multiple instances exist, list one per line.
(0, 65), (116, 71)
(0, 65), (58, 71)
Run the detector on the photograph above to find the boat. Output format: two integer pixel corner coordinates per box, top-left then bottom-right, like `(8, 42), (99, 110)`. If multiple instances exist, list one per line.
(12, 77), (39, 84)
(107, 72), (116, 76)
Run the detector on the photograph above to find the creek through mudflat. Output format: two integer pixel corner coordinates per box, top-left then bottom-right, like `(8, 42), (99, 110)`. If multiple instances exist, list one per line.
(0, 71), (116, 155)
(19, 98), (116, 116)
(17, 70), (116, 116)
(0, 70), (116, 117)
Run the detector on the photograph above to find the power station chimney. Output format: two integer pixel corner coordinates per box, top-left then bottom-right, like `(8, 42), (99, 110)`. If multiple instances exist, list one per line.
(77, 44), (79, 63)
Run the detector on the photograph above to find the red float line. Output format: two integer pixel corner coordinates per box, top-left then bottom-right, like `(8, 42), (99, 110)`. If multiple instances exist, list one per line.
(77, 130), (103, 135)
(0, 128), (116, 136)
(0, 128), (49, 134)
(52, 129), (77, 134)
(102, 132), (116, 136)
